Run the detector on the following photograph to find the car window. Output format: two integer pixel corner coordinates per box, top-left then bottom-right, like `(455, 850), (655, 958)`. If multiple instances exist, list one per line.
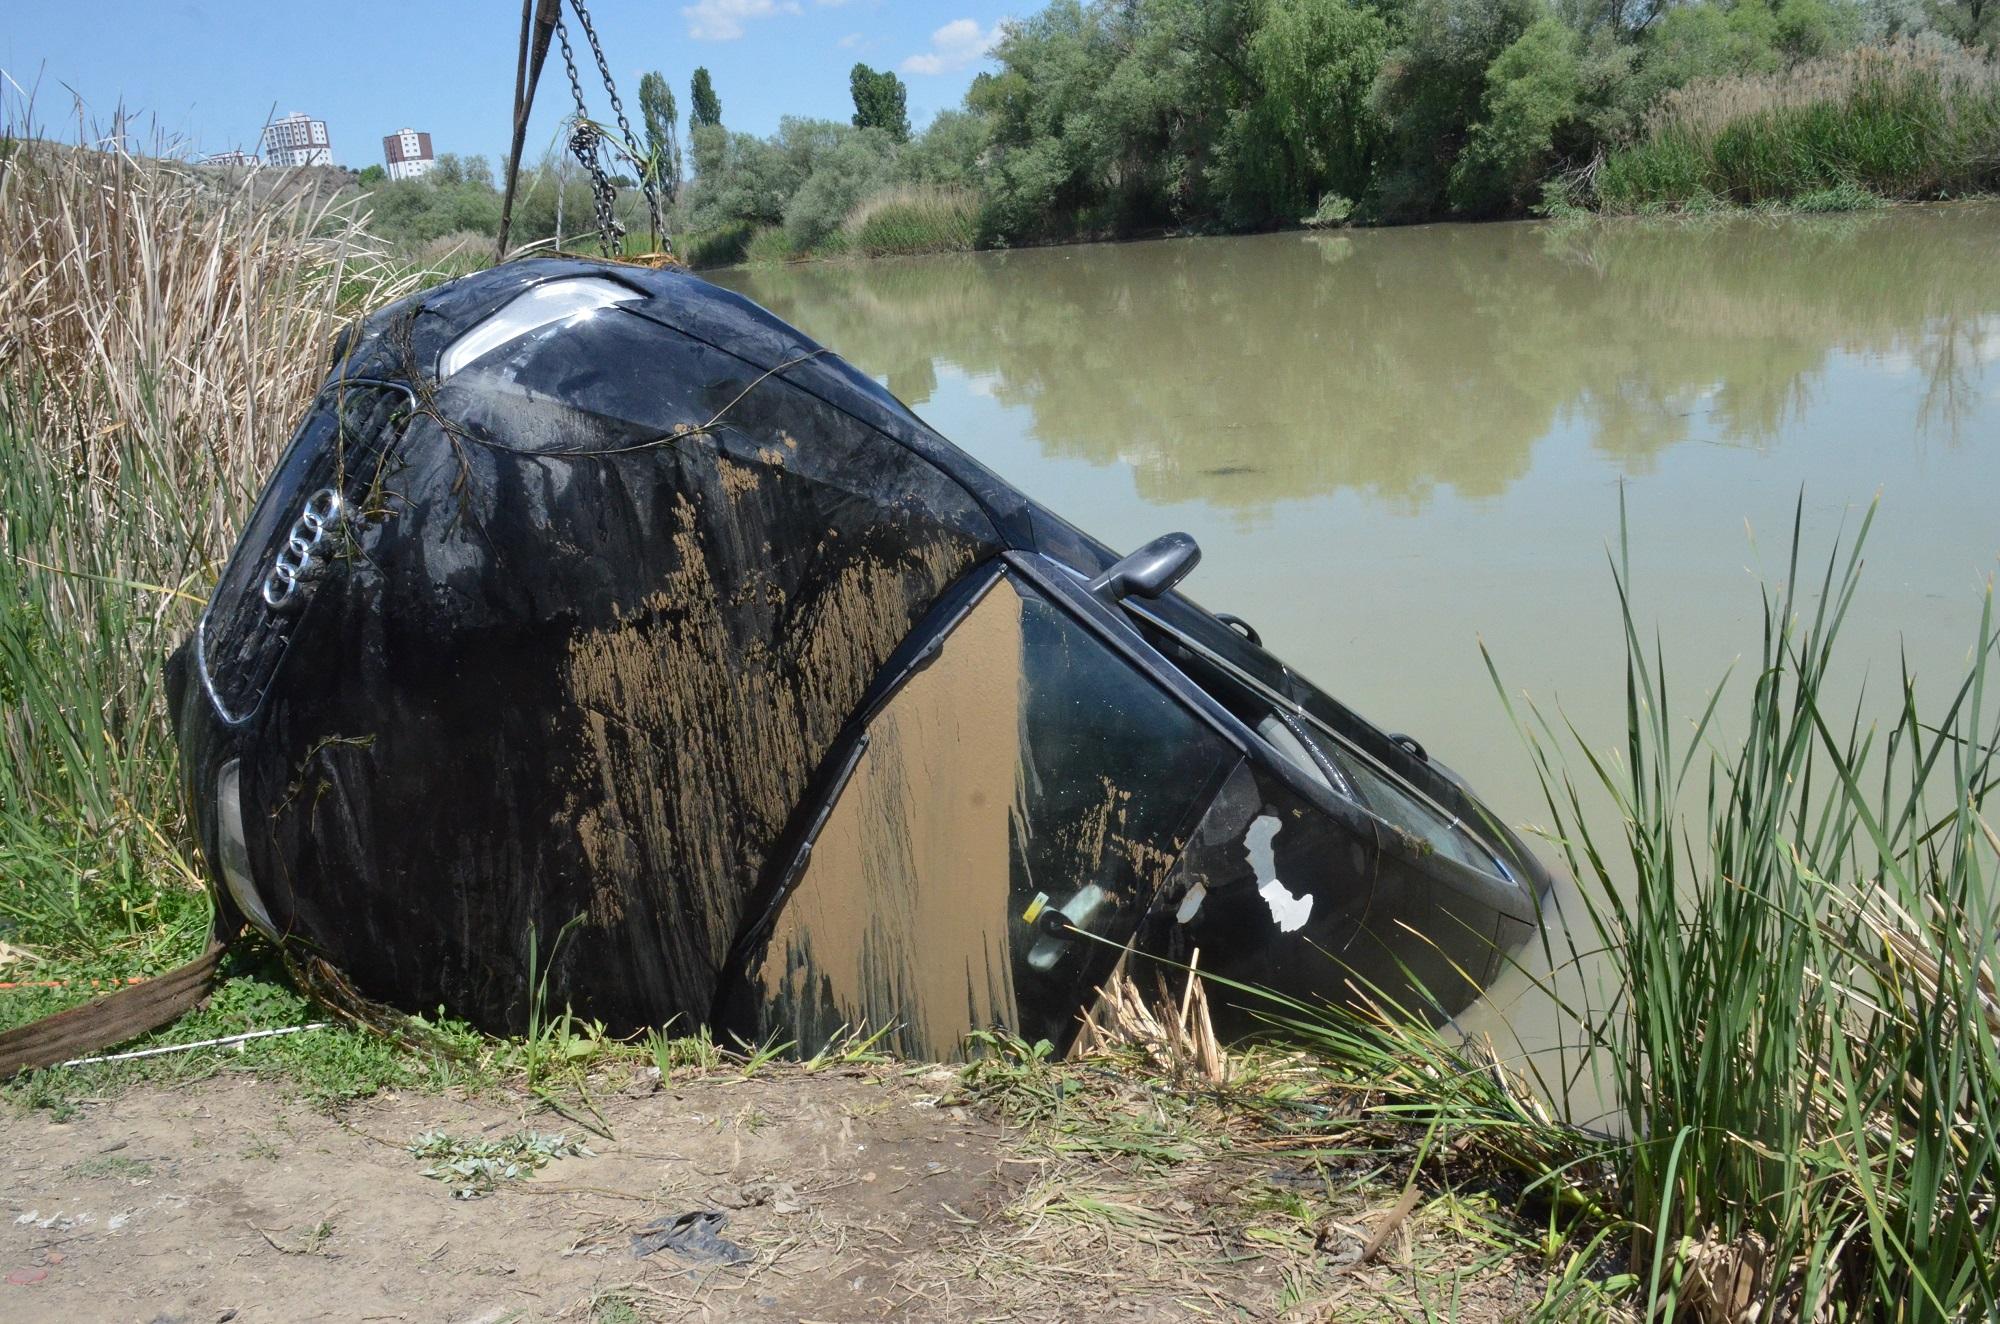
(1133, 617), (1507, 881)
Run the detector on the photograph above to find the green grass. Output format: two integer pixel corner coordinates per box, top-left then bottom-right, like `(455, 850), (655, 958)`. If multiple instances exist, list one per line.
(743, 223), (799, 266)
(2, 939), (485, 1114)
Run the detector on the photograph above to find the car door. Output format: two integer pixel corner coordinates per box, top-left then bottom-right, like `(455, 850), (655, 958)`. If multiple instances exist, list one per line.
(727, 563), (1240, 1060)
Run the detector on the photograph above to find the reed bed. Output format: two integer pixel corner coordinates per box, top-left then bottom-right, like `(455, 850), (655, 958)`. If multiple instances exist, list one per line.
(0, 106), (422, 960)
(1601, 38), (2000, 209)
(1482, 499), (2000, 1319)
(841, 184), (980, 258)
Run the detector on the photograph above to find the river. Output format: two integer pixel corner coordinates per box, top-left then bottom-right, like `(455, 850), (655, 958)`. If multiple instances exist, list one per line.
(716, 204), (2000, 1107)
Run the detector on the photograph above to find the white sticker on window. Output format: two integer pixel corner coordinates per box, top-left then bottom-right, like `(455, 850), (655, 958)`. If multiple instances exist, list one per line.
(1247, 814), (1313, 933)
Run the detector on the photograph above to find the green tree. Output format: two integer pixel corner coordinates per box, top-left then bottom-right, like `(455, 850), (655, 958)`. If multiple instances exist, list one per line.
(1448, 16), (1586, 215)
(1371, 0), (1541, 219)
(1933, 0), (1998, 44)
(356, 163), (386, 187)
(849, 64), (912, 141)
(1214, 0), (1389, 224)
(428, 154), (494, 189)
(784, 127), (899, 249)
(899, 109), (991, 187)
(690, 67), (723, 128)
(638, 71), (682, 199)
(971, 0), (1123, 240)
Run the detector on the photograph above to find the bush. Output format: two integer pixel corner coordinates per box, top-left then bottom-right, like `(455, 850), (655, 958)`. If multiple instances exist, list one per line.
(1300, 192), (1354, 227)
(363, 176), (503, 248)
(781, 127), (898, 253)
(1782, 179), (1888, 209)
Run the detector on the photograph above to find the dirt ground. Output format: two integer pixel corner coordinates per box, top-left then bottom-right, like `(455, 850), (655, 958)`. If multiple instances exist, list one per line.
(0, 1063), (1544, 1323)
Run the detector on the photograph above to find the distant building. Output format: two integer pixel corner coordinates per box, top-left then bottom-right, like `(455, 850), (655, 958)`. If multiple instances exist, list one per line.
(261, 113), (332, 168)
(201, 149), (260, 169)
(383, 127), (436, 181)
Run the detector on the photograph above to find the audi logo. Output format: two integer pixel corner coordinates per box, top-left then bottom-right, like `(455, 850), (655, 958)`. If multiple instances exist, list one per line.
(261, 488), (346, 611)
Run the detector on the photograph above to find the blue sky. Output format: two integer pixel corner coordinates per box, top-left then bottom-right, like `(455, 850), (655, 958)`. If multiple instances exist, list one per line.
(3, 1), (1014, 170)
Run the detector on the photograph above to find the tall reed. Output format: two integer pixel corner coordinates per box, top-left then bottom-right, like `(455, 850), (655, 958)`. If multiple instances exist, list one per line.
(1601, 38), (2000, 209)
(1496, 498), (2000, 1319)
(0, 103), (422, 958)
(841, 185), (980, 258)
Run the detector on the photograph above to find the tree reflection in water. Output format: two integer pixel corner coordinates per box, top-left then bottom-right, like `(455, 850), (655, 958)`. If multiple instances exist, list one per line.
(722, 205), (2000, 515)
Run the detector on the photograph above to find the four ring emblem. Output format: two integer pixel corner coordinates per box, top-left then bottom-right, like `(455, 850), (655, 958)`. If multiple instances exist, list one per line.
(261, 488), (346, 611)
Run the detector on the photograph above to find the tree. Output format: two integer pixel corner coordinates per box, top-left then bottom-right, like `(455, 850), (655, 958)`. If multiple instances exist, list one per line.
(849, 64), (911, 141)
(970, 0), (1125, 240)
(638, 71), (682, 200)
(1448, 16), (1586, 215)
(357, 163), (386, 187)
(1371, 0), (1541, 219)
(1213, 0), (1389, 224)
(690, 67), (722, 128)
(1933, 0), (1998, 45)
(899, 109), (991, 187)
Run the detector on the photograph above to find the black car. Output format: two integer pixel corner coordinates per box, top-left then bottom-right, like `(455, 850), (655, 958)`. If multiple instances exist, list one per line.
(168, 258), (1548, 1059)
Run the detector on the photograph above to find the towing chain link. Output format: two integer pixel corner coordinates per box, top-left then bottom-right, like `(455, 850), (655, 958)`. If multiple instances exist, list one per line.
(568, 0), (666, 249)
(554, 5), (624, 252)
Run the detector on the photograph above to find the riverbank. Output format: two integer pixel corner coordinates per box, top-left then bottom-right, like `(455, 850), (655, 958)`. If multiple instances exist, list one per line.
(674, 186), (1997, 275)
(644, 32), (2000, 273)
(2, 1026), (1568, 1322)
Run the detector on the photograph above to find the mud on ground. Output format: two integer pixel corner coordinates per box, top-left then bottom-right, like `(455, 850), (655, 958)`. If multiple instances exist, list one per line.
(1, 1063), (1547, 1322)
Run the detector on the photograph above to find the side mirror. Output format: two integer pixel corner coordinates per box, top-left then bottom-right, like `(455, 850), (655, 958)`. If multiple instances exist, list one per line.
(1088, 532), (1201, 603)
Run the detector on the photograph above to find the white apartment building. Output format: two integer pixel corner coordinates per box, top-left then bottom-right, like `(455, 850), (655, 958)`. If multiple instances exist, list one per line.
(261, 113), (332, 168)
(383, 127), (436, 181)
(201, 149), (260, 169)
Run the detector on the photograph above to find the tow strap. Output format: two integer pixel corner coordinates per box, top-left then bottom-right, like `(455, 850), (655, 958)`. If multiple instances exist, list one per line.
(0, 939), (229, 1080)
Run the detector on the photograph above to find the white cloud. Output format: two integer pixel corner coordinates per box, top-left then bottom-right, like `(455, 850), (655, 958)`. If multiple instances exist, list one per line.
(900, 18), (1002, 76)
(682, 0), (803, 41)
(837, 31), (864, 48)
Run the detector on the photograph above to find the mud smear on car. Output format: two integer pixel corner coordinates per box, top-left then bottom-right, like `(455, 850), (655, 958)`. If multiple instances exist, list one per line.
(560, 472), (977, 1005)
(756, 583), (1025, 1060)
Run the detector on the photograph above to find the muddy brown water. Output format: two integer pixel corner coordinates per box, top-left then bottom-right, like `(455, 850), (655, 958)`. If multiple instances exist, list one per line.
(719, 204), (2000, 1112)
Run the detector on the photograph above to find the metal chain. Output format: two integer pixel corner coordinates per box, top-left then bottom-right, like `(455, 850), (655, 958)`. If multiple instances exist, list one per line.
(552, 6), (623, 252)
(568, 0), (666, 250)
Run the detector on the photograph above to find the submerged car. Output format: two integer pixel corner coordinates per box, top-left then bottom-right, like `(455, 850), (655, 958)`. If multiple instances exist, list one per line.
(168, 258), (1549, 1059)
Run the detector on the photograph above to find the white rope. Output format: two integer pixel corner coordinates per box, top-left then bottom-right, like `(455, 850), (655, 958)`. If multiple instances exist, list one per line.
(59, 1023), (330, 1068)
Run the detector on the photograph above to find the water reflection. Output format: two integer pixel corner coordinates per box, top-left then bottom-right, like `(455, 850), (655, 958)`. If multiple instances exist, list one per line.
(724, 206), (1999, 515)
